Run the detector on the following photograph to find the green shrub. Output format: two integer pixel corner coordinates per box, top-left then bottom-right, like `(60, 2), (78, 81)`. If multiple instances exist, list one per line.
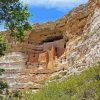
(13, 90), (22, 98)
(50, 75), (60, 81)
(59, 71), (67, 76)
(0, 81), (8, 92)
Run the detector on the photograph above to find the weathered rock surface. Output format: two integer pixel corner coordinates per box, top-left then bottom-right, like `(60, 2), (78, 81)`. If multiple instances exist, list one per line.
(0, 0), (100, 90)
(0, 52), (26, 89)
(60, 9), (100, 74)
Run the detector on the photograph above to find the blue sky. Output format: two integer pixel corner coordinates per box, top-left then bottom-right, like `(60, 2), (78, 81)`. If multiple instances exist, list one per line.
(0, 0), (88, 31)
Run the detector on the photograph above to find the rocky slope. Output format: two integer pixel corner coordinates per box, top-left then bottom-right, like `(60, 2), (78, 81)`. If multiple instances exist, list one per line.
(0, 0), (100, 90)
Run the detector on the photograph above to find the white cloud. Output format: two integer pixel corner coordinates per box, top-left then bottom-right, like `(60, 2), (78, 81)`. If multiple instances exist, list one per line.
(21, 0), (88, 11)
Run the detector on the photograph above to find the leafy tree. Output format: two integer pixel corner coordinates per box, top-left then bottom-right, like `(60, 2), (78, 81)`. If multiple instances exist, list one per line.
(0, 0), (32, 42)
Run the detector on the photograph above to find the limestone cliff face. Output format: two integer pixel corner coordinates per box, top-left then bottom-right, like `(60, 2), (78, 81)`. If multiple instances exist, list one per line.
(0, 52), (26, 89)
(0, 0), (100, 90)
(57, 8), (100, 75)
(27, 0), (100, 44)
